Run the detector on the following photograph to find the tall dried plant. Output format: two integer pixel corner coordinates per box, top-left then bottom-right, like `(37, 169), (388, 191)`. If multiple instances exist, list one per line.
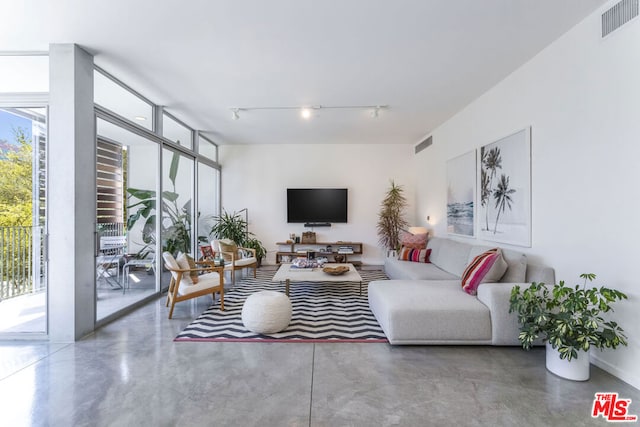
(377, 180), (409, 251)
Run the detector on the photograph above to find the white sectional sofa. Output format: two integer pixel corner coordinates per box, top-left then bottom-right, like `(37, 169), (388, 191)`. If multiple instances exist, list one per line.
(368, 237), (555, 345)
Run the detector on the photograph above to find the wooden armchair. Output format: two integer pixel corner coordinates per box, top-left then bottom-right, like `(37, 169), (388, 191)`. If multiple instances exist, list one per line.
(214, 240), (258, 285)
(162, 252), (225, 319)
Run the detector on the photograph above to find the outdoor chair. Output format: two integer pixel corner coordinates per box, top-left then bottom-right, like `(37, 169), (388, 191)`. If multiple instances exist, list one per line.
(121, 252), (156, 294)
(96, 235), (126, 288)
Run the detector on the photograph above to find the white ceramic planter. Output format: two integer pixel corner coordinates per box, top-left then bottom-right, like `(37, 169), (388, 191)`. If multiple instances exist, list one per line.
(546, 342), (590, 381)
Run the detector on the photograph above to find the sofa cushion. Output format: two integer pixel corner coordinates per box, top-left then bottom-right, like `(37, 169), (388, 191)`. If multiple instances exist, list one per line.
(368, 280), (492, 344)
(469, 245), (527, 283)
(400, 232), (428, 249)
(384, 257), (459, 280)
(429, 238), (472, 277)
(500, 250), (527, 283)
(178, 271), (221, 296)
(461, 248), (501, 295)
(483, 250), (508, 283)
(398, 247), (431, 263)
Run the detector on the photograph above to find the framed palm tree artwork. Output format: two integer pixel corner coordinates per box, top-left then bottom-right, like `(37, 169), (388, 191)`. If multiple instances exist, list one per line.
(478, 127), (531, 247)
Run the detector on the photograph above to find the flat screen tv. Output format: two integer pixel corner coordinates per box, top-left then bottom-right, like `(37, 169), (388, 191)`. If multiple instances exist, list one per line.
(287, 188), (348, 224)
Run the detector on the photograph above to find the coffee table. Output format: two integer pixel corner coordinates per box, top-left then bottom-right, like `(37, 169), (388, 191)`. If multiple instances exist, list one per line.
(272, 263), (364, 296)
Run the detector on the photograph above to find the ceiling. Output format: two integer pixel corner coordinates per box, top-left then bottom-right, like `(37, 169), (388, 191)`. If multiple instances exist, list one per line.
(0, 0), (606, 146)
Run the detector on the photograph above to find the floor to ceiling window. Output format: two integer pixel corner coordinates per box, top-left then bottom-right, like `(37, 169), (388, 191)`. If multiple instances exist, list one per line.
(1, 50), (222, 338)
(197, 161), (220, 245)
(95, 118), (160, 321)
(162, 148), (195, 261)
(0, 55), (49, 335)
(93, 67), (221, 323)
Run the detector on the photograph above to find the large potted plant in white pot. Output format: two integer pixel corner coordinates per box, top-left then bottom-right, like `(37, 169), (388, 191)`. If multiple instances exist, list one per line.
(509, 273), (628, 381)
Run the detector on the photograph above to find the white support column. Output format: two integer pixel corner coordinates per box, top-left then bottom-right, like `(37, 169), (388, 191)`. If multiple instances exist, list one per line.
(48, 44), (96, 341)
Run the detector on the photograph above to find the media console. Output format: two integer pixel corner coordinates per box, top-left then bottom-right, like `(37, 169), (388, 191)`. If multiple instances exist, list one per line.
(275, 241), (363, 266)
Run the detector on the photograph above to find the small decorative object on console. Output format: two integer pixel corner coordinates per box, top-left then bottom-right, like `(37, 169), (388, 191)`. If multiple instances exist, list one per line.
(322, 265), (350, 275)
(302, 231), (316, 244)
(291, 258), (323, 268)
(316, 257), (329, 266)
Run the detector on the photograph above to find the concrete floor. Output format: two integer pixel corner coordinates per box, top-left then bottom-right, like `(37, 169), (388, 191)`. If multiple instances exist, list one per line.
(0, 292), (638, 426)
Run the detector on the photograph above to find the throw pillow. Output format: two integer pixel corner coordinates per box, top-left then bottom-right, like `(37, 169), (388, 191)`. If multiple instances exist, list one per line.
(482, 249), (508, 283)
(185, 254), (199, 284)
(200, 245), (215, 260)
(218, 239), (238, 262)
(400, 232), (428, 249)
(175, 252), (193, 285)
(461, 248), (501, 295)
(398, 247), (432, 263)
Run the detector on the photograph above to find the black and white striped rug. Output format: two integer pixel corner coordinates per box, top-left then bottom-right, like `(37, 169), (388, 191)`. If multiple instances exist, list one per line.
(175, 269), (389, 342)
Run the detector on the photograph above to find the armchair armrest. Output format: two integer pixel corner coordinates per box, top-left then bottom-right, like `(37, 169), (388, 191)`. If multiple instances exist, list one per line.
(218, 250), (237, 262)
(164, 264), (224, 274)
(218, 248), (256, 263)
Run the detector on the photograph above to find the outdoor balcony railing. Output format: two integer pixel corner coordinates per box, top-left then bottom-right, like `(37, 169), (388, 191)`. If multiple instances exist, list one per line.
(0, 226), (43, 300)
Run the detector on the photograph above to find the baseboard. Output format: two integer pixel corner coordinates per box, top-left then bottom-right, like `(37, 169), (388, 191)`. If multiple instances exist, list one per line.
(591, 354), (640, 391)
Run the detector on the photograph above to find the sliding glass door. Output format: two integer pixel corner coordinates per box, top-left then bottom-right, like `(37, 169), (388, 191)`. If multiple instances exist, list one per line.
(0, 107), (47, 334)
(162, 148), (194, 265)
(96, 118), (159, 321)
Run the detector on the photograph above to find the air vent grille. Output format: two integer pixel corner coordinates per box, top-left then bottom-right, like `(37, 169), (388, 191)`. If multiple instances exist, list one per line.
(415, 136), (432, 154)
(602, 0), (638, 37)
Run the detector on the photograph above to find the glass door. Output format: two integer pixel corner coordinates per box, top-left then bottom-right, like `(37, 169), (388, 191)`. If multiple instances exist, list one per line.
(0, 107), (47, 334)
(96, 118), (159, 321)
(162, 148), (194, 268)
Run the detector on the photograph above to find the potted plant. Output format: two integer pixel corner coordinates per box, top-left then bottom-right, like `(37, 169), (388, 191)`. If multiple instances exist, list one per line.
(509, 273), (628, 381)
(243, 237), (267, 267)
(209, 209), (249, 244)
(376, 180), (409, 255)
(127, 151), (192, 257)
(209, 209), (266, 265)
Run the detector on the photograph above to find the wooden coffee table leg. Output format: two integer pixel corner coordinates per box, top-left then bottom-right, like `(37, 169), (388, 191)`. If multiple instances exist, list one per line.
(286, 279), (290, 296)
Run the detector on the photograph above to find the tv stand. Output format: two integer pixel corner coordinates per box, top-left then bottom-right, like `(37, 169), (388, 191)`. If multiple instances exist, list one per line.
(304, 222), (331, 227)
(275, 241), (363, 266)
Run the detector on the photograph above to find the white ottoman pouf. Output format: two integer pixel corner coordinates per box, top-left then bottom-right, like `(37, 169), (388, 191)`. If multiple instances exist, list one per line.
(241, 290), (292, 334)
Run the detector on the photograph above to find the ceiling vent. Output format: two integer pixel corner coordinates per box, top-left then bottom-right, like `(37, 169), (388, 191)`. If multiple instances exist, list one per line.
(415, 136), (433, 154)
(602, 0), (638, 37)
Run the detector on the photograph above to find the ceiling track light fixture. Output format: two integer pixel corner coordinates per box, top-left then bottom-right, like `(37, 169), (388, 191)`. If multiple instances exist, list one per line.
(228, 104), (388, 120)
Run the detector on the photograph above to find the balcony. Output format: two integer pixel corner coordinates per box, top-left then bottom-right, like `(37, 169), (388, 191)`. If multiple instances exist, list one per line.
(0, 225), (161, 333)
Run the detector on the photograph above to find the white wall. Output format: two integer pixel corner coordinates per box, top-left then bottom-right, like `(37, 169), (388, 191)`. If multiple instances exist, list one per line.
(220, 144), (415, 265)
(415, 3), (640, 388)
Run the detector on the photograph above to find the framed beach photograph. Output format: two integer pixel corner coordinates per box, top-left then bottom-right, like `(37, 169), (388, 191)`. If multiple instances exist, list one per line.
(447, 150), (476, 237)
(477, 127), (531, 247)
